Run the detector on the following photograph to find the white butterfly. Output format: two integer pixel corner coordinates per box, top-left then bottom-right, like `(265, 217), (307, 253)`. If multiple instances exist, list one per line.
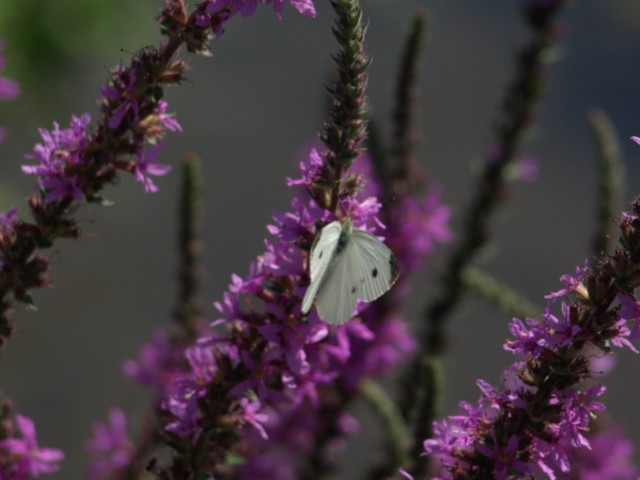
(301, 218), (399, 325)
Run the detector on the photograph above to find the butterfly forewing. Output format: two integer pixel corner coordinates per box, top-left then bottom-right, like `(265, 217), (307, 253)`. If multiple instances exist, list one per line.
(350, 230), (400, 302)
(315, 234), (360, 324)
(301, 221), (343, 315)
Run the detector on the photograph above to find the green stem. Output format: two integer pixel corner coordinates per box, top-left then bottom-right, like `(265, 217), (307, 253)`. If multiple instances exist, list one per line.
(463, 267), (539, 319)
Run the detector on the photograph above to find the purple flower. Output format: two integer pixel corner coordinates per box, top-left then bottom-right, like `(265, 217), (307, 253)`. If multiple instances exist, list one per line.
(0, 414), (64, 477)
(133, 143), (172, 193)
(101, 63), (140, 130)
(21, 114), (92, 204)
(631, 136), (640, 146)
(476, 435), (530, 479)
(122, 329), (186, 394)
(513, 155), (539, 182)
(0, 207), (17, 237)
(0, 39), (19, 144)
(560, 425), (639, 480)
(0, 39), (19, 103)
(237, 398), (270, 440)
(85, 409), (132, 480)
(205, 0), (316, 21)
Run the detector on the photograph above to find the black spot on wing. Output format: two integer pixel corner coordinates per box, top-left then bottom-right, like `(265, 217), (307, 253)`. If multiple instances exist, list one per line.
(372, 268), (378, 278)
(351, 286), (357, 294)
(318, 250), (323, 259)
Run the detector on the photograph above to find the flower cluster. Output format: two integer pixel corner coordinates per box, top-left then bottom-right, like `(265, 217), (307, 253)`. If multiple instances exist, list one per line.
(147, 146), (389, 473)
(232, 148), (450, 478)
(424, 202), (640, 479)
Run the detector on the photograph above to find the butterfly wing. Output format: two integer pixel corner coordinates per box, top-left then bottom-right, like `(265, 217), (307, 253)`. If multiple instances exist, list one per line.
(350, 230), (400, 302)
(315, 234), (360, 325)
(301, 221), (343, 315)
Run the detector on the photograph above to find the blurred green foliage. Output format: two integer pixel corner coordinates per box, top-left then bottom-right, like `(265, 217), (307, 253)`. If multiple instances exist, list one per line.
(0, 0), (156, 90)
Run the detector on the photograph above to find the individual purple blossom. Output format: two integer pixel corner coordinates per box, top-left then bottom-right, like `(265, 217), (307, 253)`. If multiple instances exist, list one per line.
(0, 207), (17, 239)
(545, 260), (590, 299)
(133, 143), (172, 193)
(101, 62), (140, 130)
(0, 414), (64, 478)
(476, 435), (531, 479)
(237, 398), (270, 440)
(631, 136), (640, 146)
(85, 409), (133, 480)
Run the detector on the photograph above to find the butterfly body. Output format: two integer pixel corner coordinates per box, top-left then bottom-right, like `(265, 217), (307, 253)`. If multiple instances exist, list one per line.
(302, 219), (399, 325)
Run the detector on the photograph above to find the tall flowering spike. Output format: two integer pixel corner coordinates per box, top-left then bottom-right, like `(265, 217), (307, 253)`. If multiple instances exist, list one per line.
(318, 0), (371, 212)
(174, 154), (206, 338)
(423, 198), (640, 479)
(403, 1), (571, 475)
(217, 136), (449, 479)
(387, 10), (428, 199)
(0, 0), (316, 352)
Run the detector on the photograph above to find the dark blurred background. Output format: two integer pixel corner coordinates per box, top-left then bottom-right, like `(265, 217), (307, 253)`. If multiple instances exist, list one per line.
(0, 0), (639, 478)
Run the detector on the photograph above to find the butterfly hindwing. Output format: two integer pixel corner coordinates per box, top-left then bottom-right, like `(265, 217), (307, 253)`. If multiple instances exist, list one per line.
(350, 230), (400, 302)
(301, 221), (343, 315)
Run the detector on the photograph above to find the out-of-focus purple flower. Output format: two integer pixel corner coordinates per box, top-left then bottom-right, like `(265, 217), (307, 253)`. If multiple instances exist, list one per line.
(85, 409), (133, 480)
(123, 330), (187, 395)
(0, 39), (19, 103)
(133, 143), (172, 193)
(205, 0), (315, 21)
(630, 136), (640, 146)
(0, 39), (19, 144)
(558, 425), (638, 480)
(0, 207), (17, 237)
(397, 467), (414, 480)
(0, 414), (64, 478)
(512, 155), (539, 182)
